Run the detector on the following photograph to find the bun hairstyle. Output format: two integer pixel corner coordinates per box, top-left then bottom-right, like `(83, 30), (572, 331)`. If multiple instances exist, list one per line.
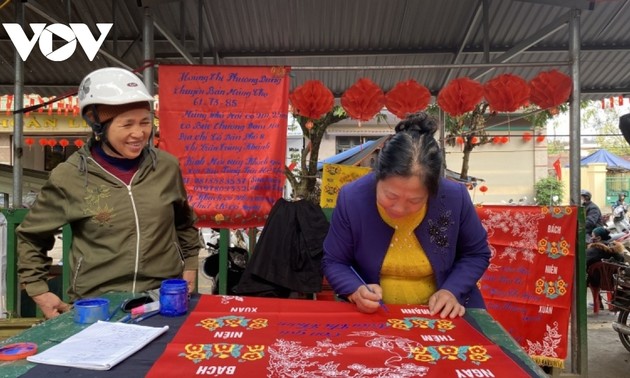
(375, 112), (443, 196)
(394, 112), (439, 136)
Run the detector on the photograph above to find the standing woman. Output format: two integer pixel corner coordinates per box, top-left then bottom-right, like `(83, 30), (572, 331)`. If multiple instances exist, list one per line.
(17, 67), (203, 318)
(323, 112), (490, 319)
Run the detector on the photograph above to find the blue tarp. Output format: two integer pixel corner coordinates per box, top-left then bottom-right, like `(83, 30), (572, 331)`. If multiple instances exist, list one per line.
(316, 140), (376, 170)
(580, 149), (630, 170)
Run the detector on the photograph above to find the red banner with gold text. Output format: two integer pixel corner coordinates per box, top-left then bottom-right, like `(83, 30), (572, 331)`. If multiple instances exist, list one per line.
(146, 295), (537, 377)
(158, 65), (290, 227)
(477, 205), (577, 368)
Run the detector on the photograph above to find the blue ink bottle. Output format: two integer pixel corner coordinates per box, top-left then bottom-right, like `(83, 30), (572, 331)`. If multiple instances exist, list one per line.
(159, 279), (188, 317)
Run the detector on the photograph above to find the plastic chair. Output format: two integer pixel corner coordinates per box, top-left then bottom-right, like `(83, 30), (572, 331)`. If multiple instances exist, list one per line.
(587, 261), (618, 313)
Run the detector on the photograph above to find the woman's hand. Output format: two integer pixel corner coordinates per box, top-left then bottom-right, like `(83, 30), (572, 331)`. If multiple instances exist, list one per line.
(31, 292), (71, 319)
(348, 284), (383, 314)
(183, 269), (197, 294)
(428, 289), (465, 318)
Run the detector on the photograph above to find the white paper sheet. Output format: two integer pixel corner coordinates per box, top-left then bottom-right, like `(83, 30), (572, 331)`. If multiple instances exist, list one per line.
(27, 320), (169, 370)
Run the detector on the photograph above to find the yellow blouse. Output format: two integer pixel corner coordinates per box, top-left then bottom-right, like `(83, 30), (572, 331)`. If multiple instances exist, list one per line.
(378, 204), (437, 305)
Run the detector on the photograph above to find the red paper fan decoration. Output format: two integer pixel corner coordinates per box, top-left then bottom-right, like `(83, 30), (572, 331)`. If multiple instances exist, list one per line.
(529, 70), (572, 110)
(341, 78), (385, 121)
(74, 139), (85, 148)
(385, 80), (431, 118)
(437, 77), (484, 117)
(483, 74), (530, 112)
(289, 80), (334, 120)
(522, 132), (533, 142)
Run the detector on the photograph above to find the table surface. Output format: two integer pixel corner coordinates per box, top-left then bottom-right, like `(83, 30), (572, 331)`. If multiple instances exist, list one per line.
(0, 293), (548, 377)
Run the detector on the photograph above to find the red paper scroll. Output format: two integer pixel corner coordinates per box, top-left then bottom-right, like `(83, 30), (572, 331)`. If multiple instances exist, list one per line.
(158, 65), (291, 228)
(147, 296), (535, 377)
(477, 205), (577, 368)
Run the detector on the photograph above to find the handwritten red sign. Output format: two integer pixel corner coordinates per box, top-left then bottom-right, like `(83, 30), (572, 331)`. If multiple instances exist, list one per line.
(158, 65), (290, 227)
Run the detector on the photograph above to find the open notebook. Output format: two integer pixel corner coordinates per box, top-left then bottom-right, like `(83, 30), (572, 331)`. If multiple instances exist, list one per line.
(27, 321), (169, 370)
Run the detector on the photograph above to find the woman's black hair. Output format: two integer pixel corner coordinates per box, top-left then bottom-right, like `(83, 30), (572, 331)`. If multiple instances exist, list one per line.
(375, 112), (442, 195)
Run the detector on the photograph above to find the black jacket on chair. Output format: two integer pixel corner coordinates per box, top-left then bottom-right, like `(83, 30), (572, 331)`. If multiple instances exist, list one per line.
(234, 198), (330, 297)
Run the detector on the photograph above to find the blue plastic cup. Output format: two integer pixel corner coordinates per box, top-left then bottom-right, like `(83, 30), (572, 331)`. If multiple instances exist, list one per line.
(73, 298), (110, 324)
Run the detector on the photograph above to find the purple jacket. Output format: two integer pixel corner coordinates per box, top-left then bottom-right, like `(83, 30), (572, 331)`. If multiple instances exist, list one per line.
(322, 173), (490, 308)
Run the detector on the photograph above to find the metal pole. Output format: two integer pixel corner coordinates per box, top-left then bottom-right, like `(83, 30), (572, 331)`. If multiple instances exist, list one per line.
(12, 2), (25, 209)
(568, 7), (587, 377)
(143, 7), (154, 96)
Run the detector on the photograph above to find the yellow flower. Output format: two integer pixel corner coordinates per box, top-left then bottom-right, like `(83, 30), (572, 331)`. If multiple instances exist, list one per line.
(535, 279), (544, 287)
(214, 213), (225, 222)
(413, 353), (435, 362)
(411, 319), (431, 328)
(539, 239), (548, 247)
(468, 345), (487, 355)
(185, 344), (205, 353)
(200, 318), (219, 331)
(438, 346), (460, 360)
(241, 352), (263, 361)
(213, 344), (235, 354)
(469, 353), (490, 362)
(437, 320), (455, 330)
(249, 319), (268, 329)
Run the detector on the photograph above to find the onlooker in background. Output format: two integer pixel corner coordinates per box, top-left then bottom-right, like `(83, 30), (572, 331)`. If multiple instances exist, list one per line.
(581, 189), (603, 240)
(612, 193), (629, 232)
(17, 67), (203, 319)
(586, 227), (625, 268)
(322, 112), (491, 319)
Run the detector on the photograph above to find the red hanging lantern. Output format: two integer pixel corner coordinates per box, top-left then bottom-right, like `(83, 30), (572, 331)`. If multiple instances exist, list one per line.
(384, 80), (431, 119)
(536, 134), (546, 143)
(522, 132), (533, 142)
(471, 136), (479, 145)
(456, 136), (464, 145)
(529, 70), (572, 110)
(501, 136), (509, 144)
(479, 185), (488, 193)
(24, 137), (34, 149)
(492, 136), (501, 144)
(289, 80), (334, 120)
(437, 77), (484, 117)
(48, 139), (57, 147)
(74, 139), (85, 148)
(341, 78), (385, 122)
(59, 138), (69, 149)
(39, 138), (48, 149)
(483, 74), (530, 112)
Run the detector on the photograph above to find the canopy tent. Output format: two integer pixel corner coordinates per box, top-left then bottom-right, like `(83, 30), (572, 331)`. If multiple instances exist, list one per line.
(317, 136), (484, 186)
(580, 149), (630, 171)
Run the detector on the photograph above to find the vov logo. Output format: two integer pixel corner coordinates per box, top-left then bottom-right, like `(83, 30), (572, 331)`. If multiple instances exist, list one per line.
(2, 23), (113, 62)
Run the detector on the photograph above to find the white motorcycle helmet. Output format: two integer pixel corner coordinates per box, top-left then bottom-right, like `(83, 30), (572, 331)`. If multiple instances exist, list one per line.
(78, 67), (154, 138)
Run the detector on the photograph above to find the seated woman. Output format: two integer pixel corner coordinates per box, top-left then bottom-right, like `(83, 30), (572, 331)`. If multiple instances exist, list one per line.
(586, 227), (626, 312)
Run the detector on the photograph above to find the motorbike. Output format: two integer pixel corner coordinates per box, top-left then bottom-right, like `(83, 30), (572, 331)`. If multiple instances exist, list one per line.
(199, 228), (255, 294)
(601, 259), (630, 352)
